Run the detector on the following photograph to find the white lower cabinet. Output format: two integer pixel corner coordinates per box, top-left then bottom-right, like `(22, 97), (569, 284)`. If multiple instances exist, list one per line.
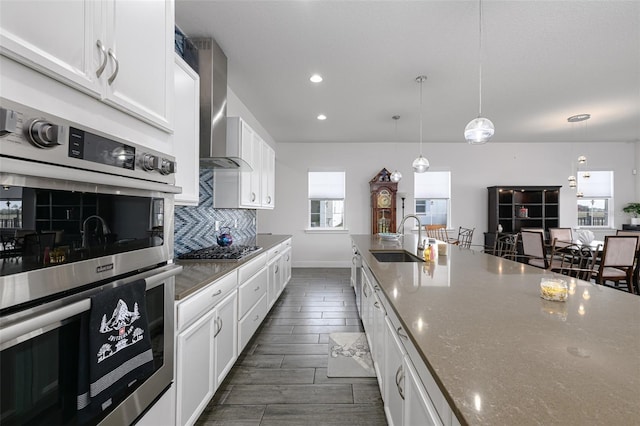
(176, 308), (216, 426)
(175, 272), (238, 426)
(214, 291), (238, 386)
(404, 357), (442, 426)
(359, 259), (453, 426)
(384, 316), (405, 426)
(237, 254), (268, 353)
(282, 247), (292, 286)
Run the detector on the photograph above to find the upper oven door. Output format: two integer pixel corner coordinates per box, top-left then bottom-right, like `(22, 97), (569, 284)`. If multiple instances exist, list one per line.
(0, 167), (176, 311)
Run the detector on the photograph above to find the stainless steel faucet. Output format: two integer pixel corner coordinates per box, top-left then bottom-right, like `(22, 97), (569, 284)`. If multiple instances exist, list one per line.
(398, 214), (425, 255)
(82, 215), (111, 248)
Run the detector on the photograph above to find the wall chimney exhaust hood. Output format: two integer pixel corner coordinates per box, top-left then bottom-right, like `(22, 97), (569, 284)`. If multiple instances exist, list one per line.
(194, 38), (252, 171)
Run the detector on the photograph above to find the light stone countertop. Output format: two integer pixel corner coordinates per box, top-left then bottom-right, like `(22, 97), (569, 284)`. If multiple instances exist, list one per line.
(351, 234), (640, 426)
(174, 234), (291, 300)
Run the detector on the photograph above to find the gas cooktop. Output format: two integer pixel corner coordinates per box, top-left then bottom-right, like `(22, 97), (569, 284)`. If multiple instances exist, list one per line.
(177, 245), (262, 261)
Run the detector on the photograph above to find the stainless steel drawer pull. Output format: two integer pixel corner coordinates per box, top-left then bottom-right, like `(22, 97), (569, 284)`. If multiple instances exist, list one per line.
(253, 314), (260, 321)
(254, 286), (261, 291)
(107, 48), (119, 85)
(214, 317), (223, 338)
(96, 40), (108, 78)
(211, 289), (222, 298)
(395, 365), (405, 400)
(397, 327), (408, 340)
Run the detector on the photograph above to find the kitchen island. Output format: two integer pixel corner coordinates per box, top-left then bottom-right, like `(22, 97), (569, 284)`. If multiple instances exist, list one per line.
(351, 234), (640, 425)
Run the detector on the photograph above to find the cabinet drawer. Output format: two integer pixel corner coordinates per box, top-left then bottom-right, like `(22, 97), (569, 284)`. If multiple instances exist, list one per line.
(267, 243), (282, 263)
(238, 293), (268, 352)
(177, 271), (238, 331)
(281, 238), (291, 249)
(238, 267), (268, 318)
(238, 253), (267, 284)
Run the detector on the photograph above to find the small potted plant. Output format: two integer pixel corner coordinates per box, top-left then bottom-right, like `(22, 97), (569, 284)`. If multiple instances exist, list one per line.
(622, 202), (640, 225)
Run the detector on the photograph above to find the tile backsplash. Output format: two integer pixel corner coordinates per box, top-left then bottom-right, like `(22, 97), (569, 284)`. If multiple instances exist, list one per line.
(174, 169), (256, 255)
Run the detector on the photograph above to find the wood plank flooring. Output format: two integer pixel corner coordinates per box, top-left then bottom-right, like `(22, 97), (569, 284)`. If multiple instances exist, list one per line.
(195, 268), (388, 426)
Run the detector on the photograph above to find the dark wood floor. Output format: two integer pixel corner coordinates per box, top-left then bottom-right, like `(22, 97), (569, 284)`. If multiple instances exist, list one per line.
(195, 268), (387, 426)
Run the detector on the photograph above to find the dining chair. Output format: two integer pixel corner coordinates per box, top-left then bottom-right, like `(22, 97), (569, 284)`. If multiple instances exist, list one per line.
(592, 235), (638, 294)
(520, 230), (549, 269)
(491, 232), (519, 260)
(22, 232), (57, 259)
(549, 228), (573, 246)
(451, 227), (474, 249)
(424, 225), (451, 243)
(549, 240), (600, 281)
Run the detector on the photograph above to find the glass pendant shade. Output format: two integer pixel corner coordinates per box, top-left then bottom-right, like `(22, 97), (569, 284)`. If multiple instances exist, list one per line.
(464, 117), (495, 144)
(412, 155), (430, 173)
(390, 170), (402, 182)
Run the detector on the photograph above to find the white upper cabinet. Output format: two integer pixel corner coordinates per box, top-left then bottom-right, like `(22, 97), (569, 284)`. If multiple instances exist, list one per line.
(0, 0), (174, 132)
(173, 54), (199, 205)
(214, 116), (276, 209)
(261, 139), (275, 209)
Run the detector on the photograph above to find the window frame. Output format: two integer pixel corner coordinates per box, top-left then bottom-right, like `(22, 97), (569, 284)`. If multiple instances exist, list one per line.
(413, 171), (451, 228)
(307, 171), (346, 231)
(576, 170), (614, 229)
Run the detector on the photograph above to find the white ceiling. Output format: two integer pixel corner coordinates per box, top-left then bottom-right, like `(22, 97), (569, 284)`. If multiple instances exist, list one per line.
(176, 0), (640, 144)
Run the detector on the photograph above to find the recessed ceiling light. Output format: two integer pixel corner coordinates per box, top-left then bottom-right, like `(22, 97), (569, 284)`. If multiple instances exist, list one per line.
(310, 74), (323, 83)
(317, 114), (327, 120)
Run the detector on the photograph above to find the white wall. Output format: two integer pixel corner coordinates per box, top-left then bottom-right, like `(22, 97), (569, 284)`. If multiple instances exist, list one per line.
(258, 140), (638, 267)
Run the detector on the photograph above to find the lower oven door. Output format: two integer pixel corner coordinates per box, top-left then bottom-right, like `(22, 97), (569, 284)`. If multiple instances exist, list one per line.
(0, 264), (180, 426)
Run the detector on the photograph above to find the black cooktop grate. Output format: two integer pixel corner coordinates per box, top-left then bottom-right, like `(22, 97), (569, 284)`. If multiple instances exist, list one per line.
(177, 245), (261, 260)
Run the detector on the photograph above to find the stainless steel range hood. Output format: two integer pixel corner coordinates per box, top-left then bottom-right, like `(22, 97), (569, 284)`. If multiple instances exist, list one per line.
(193, 38), (251, 171)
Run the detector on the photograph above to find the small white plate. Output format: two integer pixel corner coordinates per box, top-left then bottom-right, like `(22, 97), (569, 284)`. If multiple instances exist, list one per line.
(378, 233), (401, 241)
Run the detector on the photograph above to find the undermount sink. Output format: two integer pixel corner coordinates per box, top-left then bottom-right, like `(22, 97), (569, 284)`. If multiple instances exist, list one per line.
(370, 250), (424, 263)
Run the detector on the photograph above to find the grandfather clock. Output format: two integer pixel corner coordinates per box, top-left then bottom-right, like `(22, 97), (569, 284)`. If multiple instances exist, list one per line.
(370, 168), (398, 234)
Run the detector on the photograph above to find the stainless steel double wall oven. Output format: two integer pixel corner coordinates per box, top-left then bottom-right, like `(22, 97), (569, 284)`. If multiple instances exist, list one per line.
(0, 98), (181, 425)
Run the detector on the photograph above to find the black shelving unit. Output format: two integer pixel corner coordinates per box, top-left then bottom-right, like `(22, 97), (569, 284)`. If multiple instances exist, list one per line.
(485, 185), (561, 250)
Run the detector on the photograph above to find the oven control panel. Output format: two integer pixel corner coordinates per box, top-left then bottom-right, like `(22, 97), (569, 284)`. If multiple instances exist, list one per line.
(0, 99), (177, 184)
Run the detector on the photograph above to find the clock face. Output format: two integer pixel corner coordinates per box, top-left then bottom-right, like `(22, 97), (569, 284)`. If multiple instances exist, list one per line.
(377, 189), (391, 208)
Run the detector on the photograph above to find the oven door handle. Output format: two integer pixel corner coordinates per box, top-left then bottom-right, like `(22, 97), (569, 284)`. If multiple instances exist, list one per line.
(0, 299), (90, 350)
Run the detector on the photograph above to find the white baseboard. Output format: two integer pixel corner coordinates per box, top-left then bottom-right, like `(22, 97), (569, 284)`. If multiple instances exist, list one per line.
(293, 261), (351, 268)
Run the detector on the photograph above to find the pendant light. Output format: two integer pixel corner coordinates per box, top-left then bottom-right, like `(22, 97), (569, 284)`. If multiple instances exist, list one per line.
(465, 0), (494, 144)
(390, 115), (403, 182)
(412, 75), (430, 173)
(567, 114), (591, 197)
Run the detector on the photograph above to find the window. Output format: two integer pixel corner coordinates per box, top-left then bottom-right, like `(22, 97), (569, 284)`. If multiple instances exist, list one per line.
(308, 171), (345, 229)
(576, 171), (613, 227)
(414, 171), (451, 226)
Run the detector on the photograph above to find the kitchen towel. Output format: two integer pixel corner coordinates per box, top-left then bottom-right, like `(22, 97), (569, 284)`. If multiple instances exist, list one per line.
(77, 279), (154, 421)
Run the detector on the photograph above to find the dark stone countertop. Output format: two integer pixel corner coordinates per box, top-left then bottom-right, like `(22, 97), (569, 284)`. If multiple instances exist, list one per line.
(174, 234), (291, 300)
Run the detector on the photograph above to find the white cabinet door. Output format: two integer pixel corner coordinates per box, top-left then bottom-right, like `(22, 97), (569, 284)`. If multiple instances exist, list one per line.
(176, 309), (215, 426)
(103, 0), (173, 131)
(404, 358), (442, 426)
(282, 247), (292, 287)
(384, 316), (405, 426)
(371, 289), (386, 393)
(261, 140), (275, 208)
(239, 120), (259, 207)
(248, 131), (262, 207)
(0, 0), (101, 96)
(0, 0), (173, 132)
(173, 54), (199, 205)
(268, 257), (281, 309)
(214, 291), (238, 386)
